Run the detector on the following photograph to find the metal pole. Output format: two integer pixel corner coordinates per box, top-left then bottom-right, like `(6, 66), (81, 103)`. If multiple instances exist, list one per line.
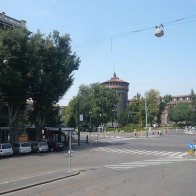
(97, 128), (98, 142)
(90, 132), (92, 146)
(68, 130), (72, 172)
(77, 100), (80, 146)
(145, 96), (148, 138)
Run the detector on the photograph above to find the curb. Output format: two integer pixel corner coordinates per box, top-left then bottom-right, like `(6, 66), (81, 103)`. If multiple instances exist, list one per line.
(0, 170), (80, 195)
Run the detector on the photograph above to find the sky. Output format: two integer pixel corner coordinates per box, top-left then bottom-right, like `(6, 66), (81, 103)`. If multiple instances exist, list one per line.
(1, 0), (196, 106)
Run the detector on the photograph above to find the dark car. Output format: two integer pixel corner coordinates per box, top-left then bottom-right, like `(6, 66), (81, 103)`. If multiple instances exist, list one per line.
(31, 142), (49, 153)
(48, 142), (65, 152)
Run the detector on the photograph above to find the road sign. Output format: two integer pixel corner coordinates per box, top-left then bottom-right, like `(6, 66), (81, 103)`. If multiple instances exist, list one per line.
(188, 143), (194, 149)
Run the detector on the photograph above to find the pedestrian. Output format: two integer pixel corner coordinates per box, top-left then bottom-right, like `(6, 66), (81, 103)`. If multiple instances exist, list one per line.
(193, 140), (196, 156)
(86, 135), (89, 143)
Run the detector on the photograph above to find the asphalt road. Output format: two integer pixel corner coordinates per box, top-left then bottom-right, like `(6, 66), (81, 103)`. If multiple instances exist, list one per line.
(1, 129), (196, 196)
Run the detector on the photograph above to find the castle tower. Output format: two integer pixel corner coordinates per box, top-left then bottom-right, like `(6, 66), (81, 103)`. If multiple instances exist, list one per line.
(102, 72), (129, 113)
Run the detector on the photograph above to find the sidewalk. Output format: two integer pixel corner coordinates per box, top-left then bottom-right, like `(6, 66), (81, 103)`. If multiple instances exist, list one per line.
(0, 170), (80, 195)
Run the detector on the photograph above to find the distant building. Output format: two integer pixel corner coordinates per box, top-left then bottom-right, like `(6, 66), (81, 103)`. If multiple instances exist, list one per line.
(161, 95), (192, 125)
(0, 12), (26, 29)
(102, 72), (129, 113)
(128, 94), (192, 125)
(166, 95), (192, 107)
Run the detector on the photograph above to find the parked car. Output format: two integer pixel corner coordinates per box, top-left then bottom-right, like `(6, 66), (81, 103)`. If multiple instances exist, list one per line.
(12, 142), (31, 155)
(48, 141), (65, 152)
(31, 142), (49, 153)
(0, 143), (13, 157)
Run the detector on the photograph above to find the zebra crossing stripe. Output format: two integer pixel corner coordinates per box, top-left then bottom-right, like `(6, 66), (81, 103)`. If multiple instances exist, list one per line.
(178, 152), (188, 157)
(161, 152), (175, 156)
(168, 152), (182, 156)
(122, 149), (149, 154)
(98, 137), (133, 143)
(143, 151), (161, 155)
(105, 158), (185, 170)
(98, 148), (111, 152)
(91, 147), (186, 158)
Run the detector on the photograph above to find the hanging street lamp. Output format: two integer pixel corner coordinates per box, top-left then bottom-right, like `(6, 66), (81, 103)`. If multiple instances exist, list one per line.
(155, 24), (164, 37)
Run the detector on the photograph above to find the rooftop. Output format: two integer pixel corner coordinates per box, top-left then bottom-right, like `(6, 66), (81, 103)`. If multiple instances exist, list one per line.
(103, 72), (129, 84)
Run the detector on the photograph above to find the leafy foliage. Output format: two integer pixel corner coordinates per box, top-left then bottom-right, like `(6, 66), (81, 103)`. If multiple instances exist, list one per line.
(0, 29), (80, 140)
(27, 30), (80, 138)
(145, 89), (160, 126)
(63, 83), (118, 129)
(0, 28), (31, 127)
(168, 102), (192, 125)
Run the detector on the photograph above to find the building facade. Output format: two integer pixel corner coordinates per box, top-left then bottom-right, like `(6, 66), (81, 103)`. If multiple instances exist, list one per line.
(0, 12), (26, 29)
(161, 95), (192, 125)
(102, 72), (129, 113)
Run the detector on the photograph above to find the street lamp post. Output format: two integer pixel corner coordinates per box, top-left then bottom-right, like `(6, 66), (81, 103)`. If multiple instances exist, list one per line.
(77, 99), (80, 146)
(112, 106), (117, 133)
(192, 107), (196, 128)
(145, 96), (148, 138)
(89, 111), (92, 131)
(128, 110), (131, 124)
(89, 111), (92, 145)
(68, 129), (72, 172)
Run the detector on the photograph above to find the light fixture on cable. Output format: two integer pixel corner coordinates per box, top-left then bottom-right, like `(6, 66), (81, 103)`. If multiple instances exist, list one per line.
(155, 24), (164, 37)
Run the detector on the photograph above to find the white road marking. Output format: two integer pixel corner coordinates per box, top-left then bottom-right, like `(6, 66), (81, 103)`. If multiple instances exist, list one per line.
(105, 158), (185, 170)
(91, 147), (187, 158)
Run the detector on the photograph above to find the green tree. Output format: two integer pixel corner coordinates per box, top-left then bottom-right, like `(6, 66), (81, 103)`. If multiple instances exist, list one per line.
(0, 28), (80, 141)
(145, 89), (160, 126)
(118, 93), (145, 127)
(168, 102), (192, 125)
(65, 83), (118, 129)
(28, 30), (80, 139)
(0, 28), (31, 138)
(190, 89), (196, 126)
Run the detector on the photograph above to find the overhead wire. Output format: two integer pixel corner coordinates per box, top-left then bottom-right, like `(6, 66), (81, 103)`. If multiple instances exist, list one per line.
(73, 13), (196, 48)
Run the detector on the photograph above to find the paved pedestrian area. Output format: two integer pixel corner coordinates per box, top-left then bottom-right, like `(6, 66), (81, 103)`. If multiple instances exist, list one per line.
(0, 170), (80, 195)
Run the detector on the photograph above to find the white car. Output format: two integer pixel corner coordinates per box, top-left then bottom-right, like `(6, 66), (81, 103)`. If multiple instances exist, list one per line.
(0, 143), (13, 157)
(13, 142), (31, 155)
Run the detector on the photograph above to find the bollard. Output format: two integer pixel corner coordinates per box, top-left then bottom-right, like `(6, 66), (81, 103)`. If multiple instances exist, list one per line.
(189, 149), (193, 156)
(188, 142), (196, 157)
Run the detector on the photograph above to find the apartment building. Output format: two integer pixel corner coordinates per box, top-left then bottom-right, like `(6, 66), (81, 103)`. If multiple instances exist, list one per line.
(0, 12), (26, 29)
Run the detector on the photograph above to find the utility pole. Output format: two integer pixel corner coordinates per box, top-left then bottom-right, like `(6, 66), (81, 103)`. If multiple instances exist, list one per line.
(77, 99), (80, 146)
(145, 96), (148, 138)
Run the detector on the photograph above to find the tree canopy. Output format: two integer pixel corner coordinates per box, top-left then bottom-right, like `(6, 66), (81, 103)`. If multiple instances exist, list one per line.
(0, 28), (32, 127)
(63, 83), (118, 129)
(168, 102), (192, 125)
(0, 28), (80, 140)
(28, 30), (80, 135)
(145, 89), (160, 126)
